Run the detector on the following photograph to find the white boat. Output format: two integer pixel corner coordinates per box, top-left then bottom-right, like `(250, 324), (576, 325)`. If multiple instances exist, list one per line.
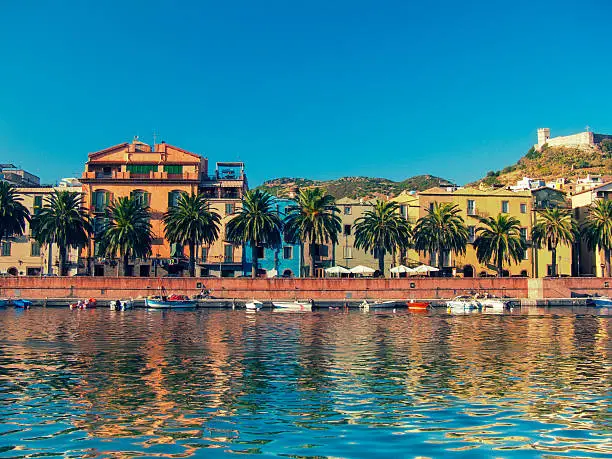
(246, 299), (263, 310)
(110, 299), (133, 311)
(446, 295), (480, 311)
(591, 297), (612, 307)
(145, 296), (197, 309)
(359, 299), (397, 310)
(272, 300), (313, 311)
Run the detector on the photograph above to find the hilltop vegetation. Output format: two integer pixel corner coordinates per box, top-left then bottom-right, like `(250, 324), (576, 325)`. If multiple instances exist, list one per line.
(256, 175), (450, 199)
(477, 140), (612, 187)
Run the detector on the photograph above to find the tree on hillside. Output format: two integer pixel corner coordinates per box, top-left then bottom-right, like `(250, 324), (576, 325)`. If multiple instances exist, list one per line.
(226, 190), (283, 278)
(31, 190), (91, 276)
(532, 208), (577, 277)
(473, 214), (526, 277)
(353, 200), (412, 276)
(98, 197), (153, 276)
(284, 188), (341, 277)
(163, 193), (221, 277)
(413, 202), (468, 271)
(582, 199), (612, 277)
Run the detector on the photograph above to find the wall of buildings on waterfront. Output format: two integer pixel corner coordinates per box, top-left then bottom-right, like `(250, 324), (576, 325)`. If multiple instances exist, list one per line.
(2, 276), (612, 301)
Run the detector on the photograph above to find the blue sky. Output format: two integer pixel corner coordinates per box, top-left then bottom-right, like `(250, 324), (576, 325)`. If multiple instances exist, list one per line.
(1, 0), (610, 186)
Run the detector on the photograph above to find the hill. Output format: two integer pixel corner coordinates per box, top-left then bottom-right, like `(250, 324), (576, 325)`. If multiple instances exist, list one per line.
(256, 175), (451, 199)
(476, 140), (612, 187)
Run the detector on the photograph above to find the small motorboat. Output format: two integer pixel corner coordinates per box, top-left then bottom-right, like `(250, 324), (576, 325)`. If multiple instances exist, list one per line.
(360, 300), (397, 310)
(246, 299), (263, 310)
(145, 294), (196, 309)
(591, 296), (612, 307)
(110, 299), (133, 311)
(69, 298), (97, 310)
(407, 300), (430, 310)
(272, 300), (313, 311)
(446, 295), (480, 312)
(11, 299), (32, 309)
(0, 299), (10, 308)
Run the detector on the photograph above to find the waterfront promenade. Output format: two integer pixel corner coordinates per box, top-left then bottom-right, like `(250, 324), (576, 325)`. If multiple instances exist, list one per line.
(1, 276), (610, 302)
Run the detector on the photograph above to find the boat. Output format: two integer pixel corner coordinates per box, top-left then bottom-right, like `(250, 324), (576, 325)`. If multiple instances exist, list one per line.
(110, 299), (133, 311)
(11, 299), (32, 309)
(475, 294), (512, 310)
(591, 296), (612, 307)
(246, 299), (263, 310)
(0, 299), (9, 308)
(360, 299), (397, 310)
(145, 295), (197, 309)
(407, 300), (430, 310)
(446, 295), (480, 311)
(69, 298), (97, 310)
(272, 300), (313, 311)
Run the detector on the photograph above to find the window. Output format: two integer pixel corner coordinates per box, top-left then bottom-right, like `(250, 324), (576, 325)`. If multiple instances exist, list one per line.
(163, 165), (183, 174)
(344, 224), (351, 236)
(520, 227), (528, 240)
(520, 203), (527, 214)
(256, 246), (264, 259)
(170, 243), (183, 257)
(283, 246), (293, 259)
(467, 200), (476, 215)
(314, 244), (329, 258)
(399, 205), (407, 218)
(429, 202), (435, 211)
(344, 206), (351, 215)
(168, 191), (183, 208)
(201, 247), (208, 261)
(130, 190), (150, 207)
(31, 242), (41, 257)
(225, 203), (234, 215)
(126, 164), (157, 175)
(93, 190), (111, 212)
(1, 242), (11, 256)
(547, 264), (554, 276)
(343, 247), (353, 259)
(33, 196), (43, 215)
(224, 244), (234, 263)
(501, 201), (509, 213)
(468, 226), (475, 243)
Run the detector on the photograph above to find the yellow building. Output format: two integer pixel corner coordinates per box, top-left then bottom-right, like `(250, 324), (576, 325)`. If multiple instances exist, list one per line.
(417, 186), (571, 277)
(0, 187), (82, 276)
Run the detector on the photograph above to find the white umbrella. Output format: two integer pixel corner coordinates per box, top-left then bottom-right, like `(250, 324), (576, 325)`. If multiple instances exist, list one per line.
(266, 269), (278, 278)
(414, 264), (440, 274)
(325, 266), (350, 275)
(390, 265), (414, 274)
(349, 265), (376, 275)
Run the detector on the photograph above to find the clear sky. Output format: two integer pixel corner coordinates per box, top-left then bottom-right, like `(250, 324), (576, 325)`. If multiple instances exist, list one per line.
(1, 0), (611, 186)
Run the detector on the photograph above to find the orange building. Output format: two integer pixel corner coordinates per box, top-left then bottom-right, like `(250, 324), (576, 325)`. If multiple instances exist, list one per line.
(80, 138), (247, 277)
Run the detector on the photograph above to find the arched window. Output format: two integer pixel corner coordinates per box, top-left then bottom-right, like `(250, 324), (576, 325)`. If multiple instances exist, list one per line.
(130, 190), (151, 207)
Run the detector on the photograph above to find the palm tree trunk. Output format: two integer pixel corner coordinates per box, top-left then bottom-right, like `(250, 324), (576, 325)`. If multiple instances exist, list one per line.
(59, 245), (67, 276)
(605, 247), (611, 277)
(497, 257), (503, 278)
(123, 252), (130, 277)
(551, 246), (557, 277)
(378, 248), (385, 276)
(251, 244), (258, 279)
(188, 240), (196, 277)
(310, 241), (316, 278)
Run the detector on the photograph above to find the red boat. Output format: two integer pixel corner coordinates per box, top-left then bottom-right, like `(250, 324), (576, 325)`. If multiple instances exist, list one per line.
(406, 300), (430, 310)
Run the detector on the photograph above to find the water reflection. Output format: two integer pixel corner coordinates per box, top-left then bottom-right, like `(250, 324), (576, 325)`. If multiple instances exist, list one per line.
(0, 307), (609, 457)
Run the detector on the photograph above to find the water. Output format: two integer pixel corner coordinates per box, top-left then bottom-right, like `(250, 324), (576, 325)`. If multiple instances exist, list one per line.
(0, 307), (610, 458)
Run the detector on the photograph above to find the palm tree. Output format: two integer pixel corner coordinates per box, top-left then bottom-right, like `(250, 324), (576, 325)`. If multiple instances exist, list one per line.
(532, 208), (577, 277)
(31, 190), (91, 276)
(582, 199), (612, 277)
(98, 196), (153, 276)
(226, 190), (282, 278)
(353, 200), (412, 276)
(163, 193), (221, 277)
(473, 214), (526, 277)
(414, 202), (468, 271)
(284, 188), (341, 277)
(0, 181), (30, 242)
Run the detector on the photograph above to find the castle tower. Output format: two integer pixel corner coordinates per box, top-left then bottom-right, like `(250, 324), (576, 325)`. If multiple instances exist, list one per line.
(537, 128), (550, 148)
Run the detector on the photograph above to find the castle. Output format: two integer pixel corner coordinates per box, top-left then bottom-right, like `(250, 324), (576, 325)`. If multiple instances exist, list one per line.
(535, 127), (612, 152)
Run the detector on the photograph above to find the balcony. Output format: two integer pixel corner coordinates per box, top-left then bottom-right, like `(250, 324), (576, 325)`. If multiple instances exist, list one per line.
(81, 171), (199, 181)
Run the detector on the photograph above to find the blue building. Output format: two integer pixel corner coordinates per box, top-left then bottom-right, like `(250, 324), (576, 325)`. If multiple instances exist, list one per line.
(243, 197), (302, 277)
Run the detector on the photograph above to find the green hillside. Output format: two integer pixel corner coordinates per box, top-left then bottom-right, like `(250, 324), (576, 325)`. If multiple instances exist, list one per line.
(476, 140), (612, 187)
(256, 175), (451, 199)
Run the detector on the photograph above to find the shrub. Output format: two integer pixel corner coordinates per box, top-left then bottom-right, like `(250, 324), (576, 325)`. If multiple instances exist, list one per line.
(525, 147), (541, 160)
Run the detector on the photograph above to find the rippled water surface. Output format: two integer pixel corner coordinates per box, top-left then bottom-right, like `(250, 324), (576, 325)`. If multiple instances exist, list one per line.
(0, 307), (610, 458)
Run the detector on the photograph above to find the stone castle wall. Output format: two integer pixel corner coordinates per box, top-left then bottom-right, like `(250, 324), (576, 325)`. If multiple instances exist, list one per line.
(545, 131), (593, 149)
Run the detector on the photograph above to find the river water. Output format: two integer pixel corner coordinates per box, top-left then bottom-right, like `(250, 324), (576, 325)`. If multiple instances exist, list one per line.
(0, 307), (610, 458)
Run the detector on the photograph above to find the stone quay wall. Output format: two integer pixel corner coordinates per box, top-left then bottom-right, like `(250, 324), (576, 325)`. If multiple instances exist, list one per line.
(1, 276), (611, 301)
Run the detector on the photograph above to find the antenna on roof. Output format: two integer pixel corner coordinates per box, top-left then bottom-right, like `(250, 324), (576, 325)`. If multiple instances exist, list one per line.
(153, 129), (158, 147)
